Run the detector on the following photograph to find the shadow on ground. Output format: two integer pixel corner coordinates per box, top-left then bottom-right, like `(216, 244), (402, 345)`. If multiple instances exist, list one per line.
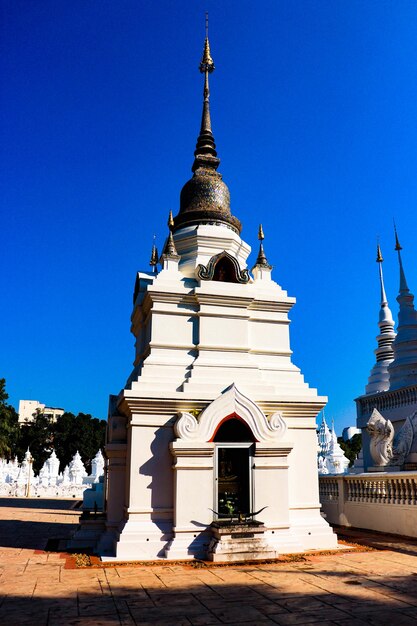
(1, 567), (417, 625)
(0, 497), (79, 550)
(335, 525), (417, 558)
(0, 498), (80, 510)
(2, 499), (417, 625)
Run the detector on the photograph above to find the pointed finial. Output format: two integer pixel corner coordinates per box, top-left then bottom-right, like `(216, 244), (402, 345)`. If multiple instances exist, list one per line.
(258, 224), (265, 241)
(394, 224), (402, 251)
(393, 222), (409, 294)
(161, 213), (180, 259)
(200, 13), (214, 75)
(168, 210), (174, 231)
(254, 224), (272, 269)
(149, 235), (159, 274)
(376, 242), (388, 306)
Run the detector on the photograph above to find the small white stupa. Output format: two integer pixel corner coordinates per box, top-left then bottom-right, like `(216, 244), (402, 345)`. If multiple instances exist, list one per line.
(16, 449), (34, 486)
(89, 450), (104, 483)
(68, 451), (87, 486)
(318, 419), (349, 475)
(317, 413), (332, 456)
(325, 428), (349, 475)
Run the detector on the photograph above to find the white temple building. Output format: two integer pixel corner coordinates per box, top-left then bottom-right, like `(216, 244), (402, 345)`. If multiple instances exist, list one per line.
(94, 32), (337, 561)
(356, 237), (417, 470)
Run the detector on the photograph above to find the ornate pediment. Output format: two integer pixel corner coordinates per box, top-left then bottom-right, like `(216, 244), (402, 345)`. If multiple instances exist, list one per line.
(174, 384), (287, 443)
(196, 251), (250, 284)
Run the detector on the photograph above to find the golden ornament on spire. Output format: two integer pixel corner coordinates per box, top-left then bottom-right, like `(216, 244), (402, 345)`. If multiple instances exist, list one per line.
(199, 13), (214, 74)
(168, 210), (174, 230)
(376, 243), (383, 263)
(258, 224), (265, 241)
(161, 212), (179, 259)
(149, 235), (159, 273)
(254, 224), (272, 269)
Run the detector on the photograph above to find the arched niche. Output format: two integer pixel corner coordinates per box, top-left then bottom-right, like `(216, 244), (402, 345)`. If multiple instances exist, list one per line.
(212, 415), (256, 442)
(196, 251), (250, 284)
(174, 384), (287, 444)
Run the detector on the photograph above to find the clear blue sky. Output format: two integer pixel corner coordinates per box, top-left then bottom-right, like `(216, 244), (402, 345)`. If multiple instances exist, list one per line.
(2, 1), (417, 433)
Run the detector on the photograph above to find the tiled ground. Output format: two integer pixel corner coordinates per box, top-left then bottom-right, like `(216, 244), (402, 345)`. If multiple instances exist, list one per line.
(1, 498), (417, 625)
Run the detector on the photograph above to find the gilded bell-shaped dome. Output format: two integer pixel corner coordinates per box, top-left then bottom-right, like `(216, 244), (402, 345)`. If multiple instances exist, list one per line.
(173, 36), (242, 235)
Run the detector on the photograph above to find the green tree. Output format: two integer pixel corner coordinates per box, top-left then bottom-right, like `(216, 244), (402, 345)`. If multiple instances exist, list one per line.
(53, 411), (106, 472)
(338, 433), (362, 467)
(0, 379), (19, 460)
(17, 410), (54, 472)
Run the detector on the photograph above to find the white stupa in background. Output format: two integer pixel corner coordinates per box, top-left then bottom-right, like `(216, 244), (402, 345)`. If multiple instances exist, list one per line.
(317, 415), (349, 475)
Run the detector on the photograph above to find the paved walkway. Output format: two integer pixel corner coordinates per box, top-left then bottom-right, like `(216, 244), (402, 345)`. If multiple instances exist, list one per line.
(1, 499), (417, 625)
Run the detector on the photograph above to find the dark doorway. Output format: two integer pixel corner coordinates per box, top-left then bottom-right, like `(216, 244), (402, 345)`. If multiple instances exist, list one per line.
(216, 446), (251, 516)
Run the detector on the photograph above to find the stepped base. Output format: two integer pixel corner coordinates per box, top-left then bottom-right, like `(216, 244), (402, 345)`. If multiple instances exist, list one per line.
(67, 514), (106, 551)
(207, 520), (278, 562)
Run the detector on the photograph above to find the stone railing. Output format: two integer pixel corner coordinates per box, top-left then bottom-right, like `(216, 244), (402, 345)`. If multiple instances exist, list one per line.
(319, 471), (417, 538)
(319, 477), (339, 501)
(345, 475), (417, 505)
(357, 384), (417, 418)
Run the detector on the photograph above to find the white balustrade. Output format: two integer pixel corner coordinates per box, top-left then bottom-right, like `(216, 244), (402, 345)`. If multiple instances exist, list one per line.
(319, 471), (417, 538)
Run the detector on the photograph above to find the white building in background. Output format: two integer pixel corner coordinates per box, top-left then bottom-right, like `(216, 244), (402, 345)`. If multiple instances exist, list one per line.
(88, 32), (337, 562)
(342, 426), (361, 442)
(18, 400), (64, 425)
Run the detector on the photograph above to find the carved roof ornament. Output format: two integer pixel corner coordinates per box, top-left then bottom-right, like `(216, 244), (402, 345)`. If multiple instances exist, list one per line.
(173, 384), (288, 443)
(197, 250), (250, 283)
(253, 224), (272, 270)
(172, 14), (242, 235)
(149, 235), (159, 274)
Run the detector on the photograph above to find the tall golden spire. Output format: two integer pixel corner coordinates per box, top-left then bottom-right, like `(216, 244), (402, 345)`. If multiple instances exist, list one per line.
(172, 14), (242, 236)
(376, 242), (383, 263)
(193, 12), (218, 171)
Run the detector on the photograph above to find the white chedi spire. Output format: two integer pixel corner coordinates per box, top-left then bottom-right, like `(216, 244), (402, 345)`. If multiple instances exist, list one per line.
(326, 428), (349, 474)
(365, 244), (396, 394)
(90, 449), (105, 483)
(16, 448), (35, 486)
(68, 451), (87, 486)
(388, 229), (417, 390)
(317, 412), (332, 456)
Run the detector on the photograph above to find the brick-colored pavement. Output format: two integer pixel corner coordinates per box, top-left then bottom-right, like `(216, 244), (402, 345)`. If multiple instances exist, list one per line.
(1, 499), (417, 625)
